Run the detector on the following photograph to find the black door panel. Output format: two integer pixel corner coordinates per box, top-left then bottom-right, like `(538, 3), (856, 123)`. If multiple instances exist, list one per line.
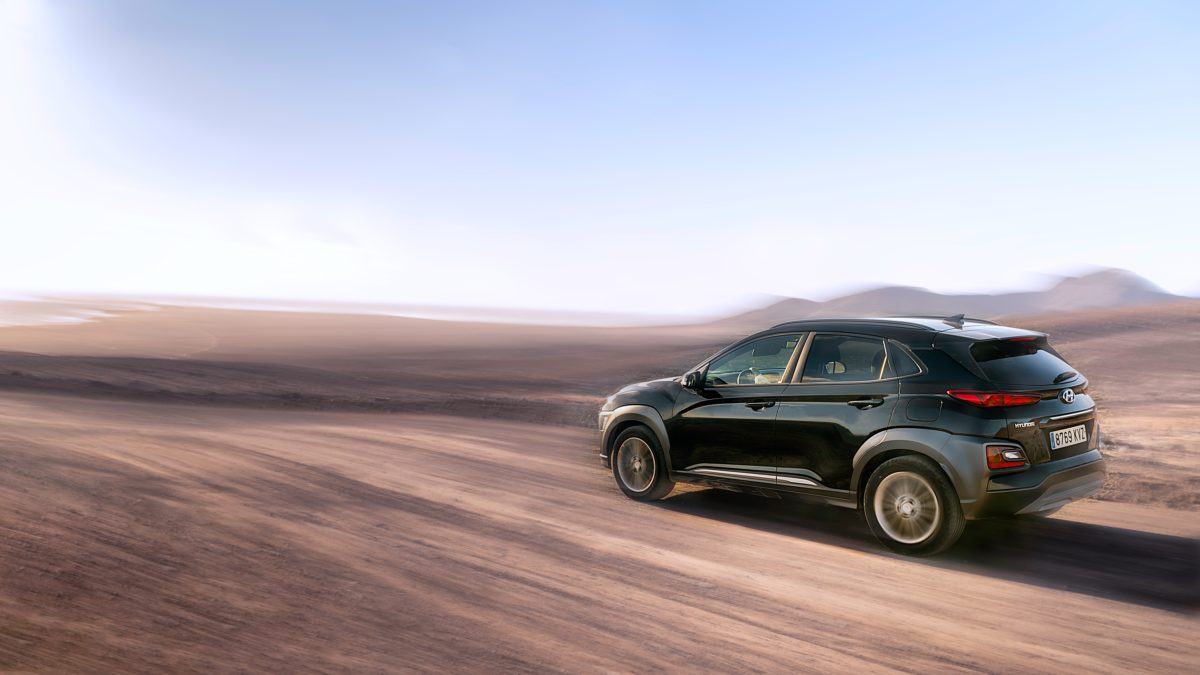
(775, 333), (901, 489)
(667, 333), (805, 479)
(775, 383), (899, 490)
(670, 385), (786, 475)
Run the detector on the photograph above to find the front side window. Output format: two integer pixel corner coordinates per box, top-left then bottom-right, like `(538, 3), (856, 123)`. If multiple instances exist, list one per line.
(801, 334), (889, 382)
(705, 334), (802, 386)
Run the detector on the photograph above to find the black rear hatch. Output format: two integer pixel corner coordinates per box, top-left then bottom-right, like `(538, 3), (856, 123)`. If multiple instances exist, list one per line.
(967, 336), (1098, 463)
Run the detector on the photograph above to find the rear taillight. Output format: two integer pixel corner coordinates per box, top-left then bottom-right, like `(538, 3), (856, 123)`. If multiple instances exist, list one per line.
(947, 390), (1042, 407)
(986, 445), (1028, 469)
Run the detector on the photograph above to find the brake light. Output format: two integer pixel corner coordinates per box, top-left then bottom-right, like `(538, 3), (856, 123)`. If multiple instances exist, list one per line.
(947, 390), (1042, 407)
(986, 445), (1028, 469)
(1009, 336), (1038, 342)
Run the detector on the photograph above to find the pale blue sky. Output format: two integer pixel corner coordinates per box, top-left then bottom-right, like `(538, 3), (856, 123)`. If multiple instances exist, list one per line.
(2, 0), (1197, 316)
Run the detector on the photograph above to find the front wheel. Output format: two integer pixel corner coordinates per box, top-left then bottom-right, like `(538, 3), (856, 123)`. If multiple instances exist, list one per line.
(864, 456), (964, 556)
(611, 426), (674, 501)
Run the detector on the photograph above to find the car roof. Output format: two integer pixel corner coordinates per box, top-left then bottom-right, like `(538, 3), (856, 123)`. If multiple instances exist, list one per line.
(763, 316), (1042, 341)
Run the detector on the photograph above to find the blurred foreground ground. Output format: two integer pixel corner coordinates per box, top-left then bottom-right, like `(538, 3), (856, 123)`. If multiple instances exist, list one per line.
(0, 300), (1196, 671)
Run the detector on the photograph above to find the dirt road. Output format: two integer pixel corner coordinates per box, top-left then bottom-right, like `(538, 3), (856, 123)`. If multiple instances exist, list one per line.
(0, 394), (1194, 672)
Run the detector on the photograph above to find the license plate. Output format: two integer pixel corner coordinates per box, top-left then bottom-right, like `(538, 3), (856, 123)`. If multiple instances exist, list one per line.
(1050, 424), (1088, 449)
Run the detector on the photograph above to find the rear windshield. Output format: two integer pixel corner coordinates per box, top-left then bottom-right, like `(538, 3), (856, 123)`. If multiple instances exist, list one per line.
(969, 339), (1075, 385)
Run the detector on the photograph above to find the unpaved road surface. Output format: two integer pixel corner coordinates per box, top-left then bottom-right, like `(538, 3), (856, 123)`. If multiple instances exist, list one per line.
(0, 394), (1194, 672)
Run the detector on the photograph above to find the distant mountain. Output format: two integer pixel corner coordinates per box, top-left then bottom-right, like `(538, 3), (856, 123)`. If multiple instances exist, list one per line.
(719, 269), (1182, 330)
(1036, 269), (1174, 310)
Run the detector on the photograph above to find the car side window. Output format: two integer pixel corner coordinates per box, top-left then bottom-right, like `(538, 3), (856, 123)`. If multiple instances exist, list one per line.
(801, 334), (889, 383)
(705, 334), (802, 386)
(888, 341), (922, 377)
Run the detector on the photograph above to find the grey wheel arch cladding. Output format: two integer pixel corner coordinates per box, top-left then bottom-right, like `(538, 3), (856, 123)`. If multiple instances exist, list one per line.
(602, 405), (671, 469)
(851, 428), (979, 504)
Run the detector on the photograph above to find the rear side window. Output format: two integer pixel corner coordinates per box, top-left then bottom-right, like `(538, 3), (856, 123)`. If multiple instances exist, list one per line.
(888, 342), (922, 377)
(969, 339), (1075, 385)
(801, 335), (888, 382)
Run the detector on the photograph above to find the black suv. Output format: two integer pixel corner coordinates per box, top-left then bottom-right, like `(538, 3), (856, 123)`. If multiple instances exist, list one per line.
(599, 317), (1106, 555)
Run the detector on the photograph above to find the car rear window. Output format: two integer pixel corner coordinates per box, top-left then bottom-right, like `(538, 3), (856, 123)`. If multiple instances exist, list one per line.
(969, 339), (1075, 385)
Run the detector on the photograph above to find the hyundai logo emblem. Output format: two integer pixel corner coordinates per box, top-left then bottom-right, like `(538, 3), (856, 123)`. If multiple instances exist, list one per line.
(1059, 388), (1075, 404)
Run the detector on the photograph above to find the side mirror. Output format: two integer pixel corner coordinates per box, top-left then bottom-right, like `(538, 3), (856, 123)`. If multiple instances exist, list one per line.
(683, 371), (704, 392)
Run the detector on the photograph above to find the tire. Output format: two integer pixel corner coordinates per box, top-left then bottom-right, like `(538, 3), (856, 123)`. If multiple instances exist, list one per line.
(610, 426), (674, 501)
(863, 455), (965, 556)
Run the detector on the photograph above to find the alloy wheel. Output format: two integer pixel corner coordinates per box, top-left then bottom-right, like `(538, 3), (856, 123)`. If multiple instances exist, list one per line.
(616, 437), (656, 493)
(873, 470), (942, 544)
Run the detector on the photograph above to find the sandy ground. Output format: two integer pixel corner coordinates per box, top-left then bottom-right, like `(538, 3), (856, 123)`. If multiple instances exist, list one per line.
(0, 305), (730, 428)
(0, 300), (1197, 671)
(0, 394), (1195, 673)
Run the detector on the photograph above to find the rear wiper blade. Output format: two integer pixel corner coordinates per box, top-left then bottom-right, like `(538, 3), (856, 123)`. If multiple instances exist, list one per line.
(1053, 371), (1077, 384)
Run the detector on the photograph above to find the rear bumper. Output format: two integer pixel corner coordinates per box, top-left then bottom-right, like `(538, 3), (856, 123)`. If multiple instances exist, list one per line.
(966, 449), (1106, 518)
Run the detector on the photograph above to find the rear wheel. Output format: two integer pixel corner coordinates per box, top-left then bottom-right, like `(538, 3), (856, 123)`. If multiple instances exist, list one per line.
(611, 426), (674, 501)
(864, 456), (964, 556)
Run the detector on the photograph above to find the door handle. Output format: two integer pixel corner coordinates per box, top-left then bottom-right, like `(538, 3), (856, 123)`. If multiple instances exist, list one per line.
(848, 398), (885, 409)
(745, 401), (776, 411)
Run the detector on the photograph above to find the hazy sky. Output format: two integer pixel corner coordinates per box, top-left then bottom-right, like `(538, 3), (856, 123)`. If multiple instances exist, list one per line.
(2, 1), (1197, 316)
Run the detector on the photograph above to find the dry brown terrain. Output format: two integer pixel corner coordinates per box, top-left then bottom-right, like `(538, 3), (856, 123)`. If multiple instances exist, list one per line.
(1, 395), (1196, 673)
(0, 300), (1196, 672)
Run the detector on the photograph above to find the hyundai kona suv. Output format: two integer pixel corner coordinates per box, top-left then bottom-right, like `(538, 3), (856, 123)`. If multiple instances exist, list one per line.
(598, 316), (1106, 555)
